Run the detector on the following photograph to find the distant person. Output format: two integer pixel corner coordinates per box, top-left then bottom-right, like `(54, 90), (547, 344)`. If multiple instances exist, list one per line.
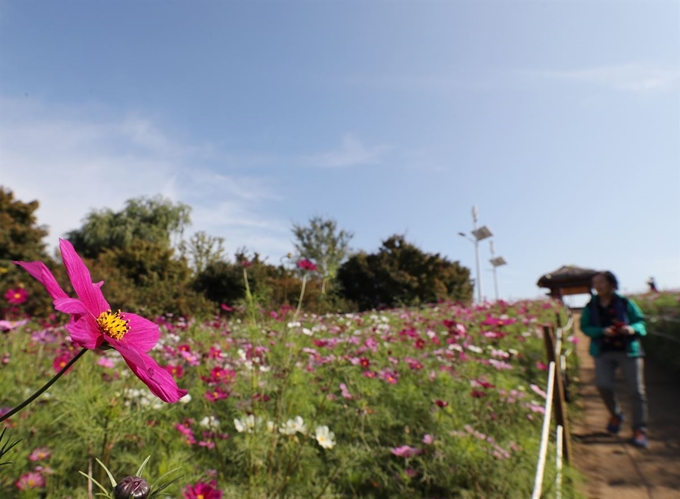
(580, 271), (649, 448)
(646, 277), (658, 293)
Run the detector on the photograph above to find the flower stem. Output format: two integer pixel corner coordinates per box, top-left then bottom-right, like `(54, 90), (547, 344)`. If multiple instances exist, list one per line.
(294, 274), (308, 320)
(0, 348), (88, 423)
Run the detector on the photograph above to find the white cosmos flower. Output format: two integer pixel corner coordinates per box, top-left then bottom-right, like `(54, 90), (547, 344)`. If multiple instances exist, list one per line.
(179, 393), (192, 404)
(315, 425), (336, 449)
(234, 415), (261, 433)
(200, 416), (220, 429)
(280, 416), (307, 435)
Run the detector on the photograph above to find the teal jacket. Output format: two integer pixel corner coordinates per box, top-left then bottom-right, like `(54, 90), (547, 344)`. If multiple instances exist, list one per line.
(580, 294), (646, 357)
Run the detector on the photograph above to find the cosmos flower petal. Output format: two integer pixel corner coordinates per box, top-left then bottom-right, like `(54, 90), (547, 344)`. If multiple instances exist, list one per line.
(64, 314), (104, 349)
(59, 239), (109, 316)
(119, 313), (161, 352)
(114, 342), (188, 403)
(54, 297), (89, 316)
(12, 261), (69, 301)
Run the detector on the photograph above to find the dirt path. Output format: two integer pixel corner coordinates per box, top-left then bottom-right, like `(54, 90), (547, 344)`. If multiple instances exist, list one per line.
(572, 314), (680, 498)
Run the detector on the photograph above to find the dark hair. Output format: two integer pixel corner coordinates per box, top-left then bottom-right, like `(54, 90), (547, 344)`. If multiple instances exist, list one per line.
(595, 271), (619, 290)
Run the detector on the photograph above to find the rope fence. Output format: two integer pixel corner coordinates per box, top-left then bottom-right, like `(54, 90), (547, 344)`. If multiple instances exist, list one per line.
(532, 310), (573, 499)
(531, 307), (680, 497)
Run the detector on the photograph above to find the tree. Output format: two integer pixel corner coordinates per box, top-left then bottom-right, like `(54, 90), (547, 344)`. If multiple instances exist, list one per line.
(0, 187), (50, 263)
(66, 195), (191, 259)
(93, 240), (214, 318)
(0, 187), (57, 317)
(180, 231), (226, 274)
(291, 216), (353, 294)
(337, 234), (473, 311)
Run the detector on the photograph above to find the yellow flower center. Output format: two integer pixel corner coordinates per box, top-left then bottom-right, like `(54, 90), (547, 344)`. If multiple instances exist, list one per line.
(96, 309), (130, 340)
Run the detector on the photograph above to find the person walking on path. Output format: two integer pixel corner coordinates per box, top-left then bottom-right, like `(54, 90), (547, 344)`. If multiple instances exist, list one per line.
(580, 271), (649, 448)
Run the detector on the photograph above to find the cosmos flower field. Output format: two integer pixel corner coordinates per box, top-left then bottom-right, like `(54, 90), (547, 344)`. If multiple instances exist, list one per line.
(1, 295), (577, 498)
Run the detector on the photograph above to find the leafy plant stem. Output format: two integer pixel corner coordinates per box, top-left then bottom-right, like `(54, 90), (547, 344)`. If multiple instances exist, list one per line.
(0, 347), (88, 423)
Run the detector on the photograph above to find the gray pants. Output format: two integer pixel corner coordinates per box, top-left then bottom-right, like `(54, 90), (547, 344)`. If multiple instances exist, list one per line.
(595, 351), (648, 431)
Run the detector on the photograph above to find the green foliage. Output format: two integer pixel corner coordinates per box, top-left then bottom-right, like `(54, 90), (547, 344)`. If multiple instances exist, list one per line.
(0, 187), (58, 318)
(0, 187), (50, 263)
(292, 216), (353, 294)
(337, 235), (473, 311)
(631, 291), (680, 372)
(180, 231), (226, 274)
(0, 299), (580, 498)
(66, 195), (191, 259)
(92, 240), (214, 318)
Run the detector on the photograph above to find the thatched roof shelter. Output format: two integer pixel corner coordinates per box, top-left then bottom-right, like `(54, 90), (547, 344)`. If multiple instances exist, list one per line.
(537, 265), (600, 297)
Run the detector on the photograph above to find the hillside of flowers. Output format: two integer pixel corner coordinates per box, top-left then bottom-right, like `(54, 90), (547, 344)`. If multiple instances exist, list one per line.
(0, 286), (578, 498)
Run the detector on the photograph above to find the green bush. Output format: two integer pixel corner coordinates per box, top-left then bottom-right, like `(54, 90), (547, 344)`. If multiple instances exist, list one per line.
(630, 291), (680, 372)
(337, 235), (473, 311)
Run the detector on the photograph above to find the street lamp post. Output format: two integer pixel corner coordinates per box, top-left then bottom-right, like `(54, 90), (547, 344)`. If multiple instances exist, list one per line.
(489, 240), (507, 302)
(459, 206), (493, 303)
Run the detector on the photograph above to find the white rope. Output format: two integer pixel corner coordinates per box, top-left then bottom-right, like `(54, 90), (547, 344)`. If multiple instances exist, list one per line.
(532, 361), (556, 499)
(556, 424), (563, 499)
(648, 314), (680, 324)
(647, 329), (680, 346)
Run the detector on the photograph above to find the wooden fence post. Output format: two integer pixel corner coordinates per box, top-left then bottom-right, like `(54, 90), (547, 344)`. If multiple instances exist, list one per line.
(542, 325), (572, 464)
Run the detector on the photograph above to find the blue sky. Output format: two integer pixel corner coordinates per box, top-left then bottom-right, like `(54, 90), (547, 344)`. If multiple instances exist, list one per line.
(1, 1), (678, 303)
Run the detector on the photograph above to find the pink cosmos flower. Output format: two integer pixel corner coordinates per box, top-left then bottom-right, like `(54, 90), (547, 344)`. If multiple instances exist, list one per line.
(28, 447), (51, 462)
(52, 353), (74, 373)
(380, 369), (399, 384)
(297, 259), (317, 272)
(15, 471), (46, 490)
(391, 445), (421, 458)
(4, 288), (28, 305)
(183, 480), (223, 499)
(339, 383), (353, 400)
(204, 387), (229, 402)
(14, 239), (187, 403)
(164, 364), (185, 379)
(423, 434), (434, 445)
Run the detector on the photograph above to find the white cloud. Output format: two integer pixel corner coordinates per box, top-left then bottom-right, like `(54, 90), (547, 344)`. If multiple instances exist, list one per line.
(534, 63), (680, 92)
(0, 97), (291, 258)
(304, 134), (390, 168)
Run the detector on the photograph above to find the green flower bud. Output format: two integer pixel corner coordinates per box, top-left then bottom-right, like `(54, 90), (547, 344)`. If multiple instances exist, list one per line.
(113, 476), (150, 499)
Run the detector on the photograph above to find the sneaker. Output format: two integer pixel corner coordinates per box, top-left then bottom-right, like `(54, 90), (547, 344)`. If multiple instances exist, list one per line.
(607, 413), (624, 434)
(631, 430), (649, 448)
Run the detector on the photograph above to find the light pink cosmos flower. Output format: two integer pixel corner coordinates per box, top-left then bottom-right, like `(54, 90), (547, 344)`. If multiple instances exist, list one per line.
(0, 319), (28, 331)
(15, 470), (45, 490)
(391, 445), (421, 458)
(14, 239), (187, 403)
(28, 447), (51, 462)
(339, 383), (353, 400)
(97, 357), (116, 369)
